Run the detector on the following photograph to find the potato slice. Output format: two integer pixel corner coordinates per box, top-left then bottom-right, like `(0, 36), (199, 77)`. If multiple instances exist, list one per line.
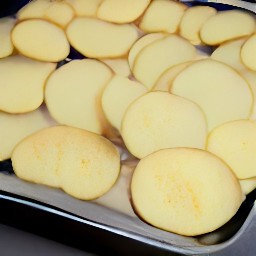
(179, 6), (217, 45)
(66, 17), (139, 58)
(97, 0), (151, 24)
(0, 105), (57, 161)
(171, 59), (253, 130)
(12, 126), (120, 200)
(139, 0), (187, 33)
(131, 148), (242, 236)
(0, 55), (56, 113)
(100, 58), (131, 77)
(241, 34), (256, 71)
(207, 120), (256, 179)
(12, 19), (70, 62)
(102, 75), (147, 131)
(0, 17), (16, 58)
(121, 92), (207, 159)
(45, 59), (113, 134)
(133, 34), (196, 90)
(200, 10), (255, 45)
(240, 178), (256, 195)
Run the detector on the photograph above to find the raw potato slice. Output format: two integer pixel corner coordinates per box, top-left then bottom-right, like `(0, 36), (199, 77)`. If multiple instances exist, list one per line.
(100, 58), (131, 77)
(179, 6), (217, 45)
(128, 32), (165, 70)
(133, 34), (196, 90)
(12, 126), (120, 200)
(131, 148), (242, 236)
(139, 0), (187, 33)
(12, 19), (70, 62)
(171, 59), (253, 130)
(0, 105), (57, 161)
(241, 34), (256, 71)
(97, 0), (151, 24)
(102, 75), (147, 131)
(121, 92), (207, 159)
(66, 17), (139, 58)
(207, 120), (256, 179)
(240, 178), (256, 195)
(200, 10), (255, 45)
(0, 17), (16, 58)
(0, 55), (56, 113)
(45, 59), (113, 134)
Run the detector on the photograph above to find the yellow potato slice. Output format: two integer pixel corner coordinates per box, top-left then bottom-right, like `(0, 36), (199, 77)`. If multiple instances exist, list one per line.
(12, 19), (70, 62)
(0, 55), (56, 113)
(133, 34), (196, 90)
(131, 148), (242, 236)
(121, 92), (207, 159)
(171, 59), (253, 130)
(66, 17), (139, 58)
(200, 10), (255, 45)
(179, 6), (217, 45)
(0, 17), (16, 58)
(45, 59), (113, 134)
(100, 58), (131, 77)
(0, 105), (57, 161)
(241, 34), (256, 71)
(102, 75), (147, 131)
(207, 120), (256, 179)
(239, 177), (256, 195)
(97, 0), (151, 23)
(139, 0), (187, 33)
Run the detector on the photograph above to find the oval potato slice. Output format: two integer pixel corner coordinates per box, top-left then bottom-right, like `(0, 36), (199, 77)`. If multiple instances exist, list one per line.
(121, 92), (207, 159)
(131, 148), (242, 236)
(241, 34), (256, 71)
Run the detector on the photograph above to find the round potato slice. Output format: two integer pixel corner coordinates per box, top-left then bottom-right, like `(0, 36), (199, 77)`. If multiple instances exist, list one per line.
(207, 120), (256, 179)
(171, 59), (253, 130)
(12, 19), (70, 62)
(121, 92), (207, 159)
(12, 126), (120, 200)
(131, 148), (242, 236)
(0, 55), (56, 113)
(239, 177), (256, 195)
(200, 10), (255, 45)
(66, 17), (139, 58)
(241, 34), (256, 71)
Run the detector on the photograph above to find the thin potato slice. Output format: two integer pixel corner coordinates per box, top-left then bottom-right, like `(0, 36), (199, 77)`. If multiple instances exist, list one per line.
(102, 75), (147, 131)
(12, 19), (70, 62)
(139, 0), (187, 33)
(100, 58), (131, 77)
(241, 34), (256, 71)
(45, 59), (113, 134)
(66, 17), (139, 58)
(0, 55), (56, 113)
(171, 59), (253, 130)
(131, 148), (242, 236)
(207, 120), (256, 179)
(200, 10), (255, 45)
(239, 178), (256, 195)
(121, 92), (207, 159)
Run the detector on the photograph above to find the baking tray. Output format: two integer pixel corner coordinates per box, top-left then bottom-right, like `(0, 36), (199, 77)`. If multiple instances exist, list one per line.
(1, 1), (256, 255)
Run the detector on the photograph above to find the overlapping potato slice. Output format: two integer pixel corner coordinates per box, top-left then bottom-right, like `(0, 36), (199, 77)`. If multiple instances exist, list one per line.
(171, 59), (253, 130)
(131, 148), (242, 236)
(0, 55), (56, 113)
(241, 34), (256, 71)
(100, 58), (131, 77)
(121, 92), (207, 159)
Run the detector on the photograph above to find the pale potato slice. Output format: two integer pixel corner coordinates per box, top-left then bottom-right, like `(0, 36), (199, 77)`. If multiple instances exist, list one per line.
(97, 0), (151, 24)
(139, 0), (187, 33)
(0, 55), (56, 113)
(240, 178), (256, 195)
(121, 92), (207, 159)
(241, 34), (256, 71)
(0, 17), (16, 58)
(207, 120), (256, 179)
(131, 148), (242, 236)
(66, 17), (139, 58)
(0, 105), (57, 161)
(133, 34), (196, 90)
(12, 19), (70, 62)
(12, 126), (120, 200)
(171, 59), (253, 130)
(200, 10), (255, 45)
(45, 59), (113, 134)
(102, 75), (147, 131)
(179, 6), (217, 45)
(100, 58), (131, 77)
(128, 32), (165, 70)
